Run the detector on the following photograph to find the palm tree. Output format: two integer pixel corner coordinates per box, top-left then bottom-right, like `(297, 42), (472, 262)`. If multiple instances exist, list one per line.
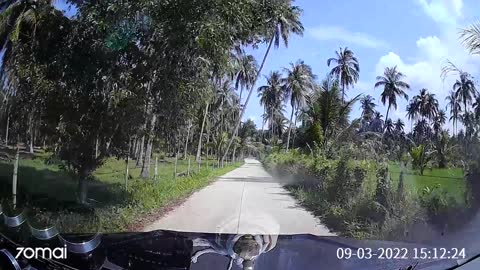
(384, 119), (394, 135)
(473, 96), (480, 119)
(394, 119), (404, 133)
(453, 72), (477, 115)
(232, 51), (258, 103)
(327, 47), (360, 103)
(406, 101), (418, 131)
(0, 0), (65, 157)
(462, 111), (476, 138)
(282, 59), (315, 151)
(368, 111), (384, 133)
(222, 1), (304, 162)
(360, 95), (376, 121)
(412, 88), (439, 121)
(271, 104), (288, 139)
(446, 90), (461, 136)
(460, 21), (480, 55)
(413, 119), (431, 143)
(0, 0), (62, 65)
(374, 66), (410, 132)
(433, 110), (447, 135)
(258, 71), (285, 140)
(303, 74), (360, 144)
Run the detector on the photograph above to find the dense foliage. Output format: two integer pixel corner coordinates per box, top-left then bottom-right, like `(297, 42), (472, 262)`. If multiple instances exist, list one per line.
(0, 0), (304, 202)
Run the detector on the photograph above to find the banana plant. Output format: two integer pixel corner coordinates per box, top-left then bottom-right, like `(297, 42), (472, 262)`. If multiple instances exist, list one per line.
(409, 144), (436, 175)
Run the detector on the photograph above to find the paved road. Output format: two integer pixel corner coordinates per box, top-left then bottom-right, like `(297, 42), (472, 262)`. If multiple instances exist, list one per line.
(144, 159), (334, 235)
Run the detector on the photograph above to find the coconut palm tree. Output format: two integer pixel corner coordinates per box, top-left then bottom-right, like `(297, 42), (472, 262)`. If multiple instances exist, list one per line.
(0, 0), (63, 66)
(453, 72), (477, 114)
(413, 119), (431, 144)
(368, 111), (384, 133)
(258, 71), (285, 141)
(446, 90), (461, 136)
(406, 101), (418, 131)
(232, 51), (258, 103)
(223, 1), (304, 162)
(394, 119), (405, 134)
(360, 95), (376, 121)
(374, 66), (410, 132)
(433, 110), (447, 135)
(462, 111), (477, 138)
(460, 21), (480, 55)
(411, 88), (439, 121)
(282, 59), (315, 151)
(384, 119), (394, 135)
(303, 74), (360, 144)
(327, 47), (360, 103)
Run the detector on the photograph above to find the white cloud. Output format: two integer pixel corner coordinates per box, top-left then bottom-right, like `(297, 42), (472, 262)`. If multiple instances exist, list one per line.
(309, 25), (390, 49)
(375, 0), (480, 101)
(372, 0), (480, 133)
(415, 0), (463, 25)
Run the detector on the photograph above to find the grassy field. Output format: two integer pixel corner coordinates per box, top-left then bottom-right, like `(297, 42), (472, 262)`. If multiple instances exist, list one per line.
(388, 163), (466, 204)
(0, 150), (241, 232)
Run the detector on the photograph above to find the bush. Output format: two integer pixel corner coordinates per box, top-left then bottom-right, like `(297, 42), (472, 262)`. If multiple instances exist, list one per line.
(419, 185), (460, 217)
(263, 152), (440, 241)
(374, 166), (391, 210)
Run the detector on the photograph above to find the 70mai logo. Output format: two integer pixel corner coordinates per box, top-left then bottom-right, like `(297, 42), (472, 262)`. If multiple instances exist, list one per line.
(15, 245), (67, 260)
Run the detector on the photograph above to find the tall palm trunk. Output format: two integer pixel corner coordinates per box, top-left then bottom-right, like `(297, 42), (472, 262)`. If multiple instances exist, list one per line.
(132, 137), (138, 157)
(285, 105), (295, 152)
(136, 105), (148, 167)
(384, 104), (391, 133)
(270, 108), (274, 140)
(206, 127), (210, 164)
(196, 103), (209, 162)
(464, 100), (468, 156)
(239, 88), (243, 105)
(184, 121), (192, 160)
(28, 114), (34, 154)
(77, 169), (89, 204)
(5, 112), (9, 146)
(141, 113), (157, 178)
(136, 132), (146, 167)
(261, 107), (266, 142)
(222, 35), (275, 163)
(232, 145), (236, 162)
(124, 140), (130, 191)
(292, 115), (298, 148)
(12, 138), (19, 208)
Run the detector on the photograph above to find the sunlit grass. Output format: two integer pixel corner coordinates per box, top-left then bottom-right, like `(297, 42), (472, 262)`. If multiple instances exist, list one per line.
(388, 163), (466, 204)
(0, 153), (242, 232)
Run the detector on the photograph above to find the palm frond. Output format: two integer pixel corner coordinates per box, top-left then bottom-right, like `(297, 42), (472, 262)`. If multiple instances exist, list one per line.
(460, 21), (480, 55)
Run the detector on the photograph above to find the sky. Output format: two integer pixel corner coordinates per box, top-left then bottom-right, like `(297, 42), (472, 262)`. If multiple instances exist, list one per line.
(243, 0), (480, 133)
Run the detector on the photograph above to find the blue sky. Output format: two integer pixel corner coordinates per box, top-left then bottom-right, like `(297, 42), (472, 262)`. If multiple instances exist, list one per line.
(243, 0), (480, 132)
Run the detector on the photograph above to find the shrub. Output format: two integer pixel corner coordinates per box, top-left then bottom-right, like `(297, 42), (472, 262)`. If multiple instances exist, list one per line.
(324, 204), (348, 231)
(374, 166), (391, 210)
(419, 185), (459, 217)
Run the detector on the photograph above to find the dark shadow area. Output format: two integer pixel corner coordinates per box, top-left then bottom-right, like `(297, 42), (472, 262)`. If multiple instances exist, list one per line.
(0, 161), (131, 208)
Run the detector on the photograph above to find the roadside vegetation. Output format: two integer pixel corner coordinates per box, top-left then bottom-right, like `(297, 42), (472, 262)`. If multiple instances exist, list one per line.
(264, 150), (469, 240)
(2, 0), (480, 243)
(259, 23), (480, 240)
(0, 0), (276, 233)
(0, 148), (241, 232)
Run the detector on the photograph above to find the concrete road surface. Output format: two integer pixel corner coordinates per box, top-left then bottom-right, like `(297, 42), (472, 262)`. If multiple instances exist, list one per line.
(144, 159), (335, 236)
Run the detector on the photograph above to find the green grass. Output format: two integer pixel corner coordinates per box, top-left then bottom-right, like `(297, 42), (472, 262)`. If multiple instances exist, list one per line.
(0, 152), (241, 232)
(388, 163), (466, 204)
